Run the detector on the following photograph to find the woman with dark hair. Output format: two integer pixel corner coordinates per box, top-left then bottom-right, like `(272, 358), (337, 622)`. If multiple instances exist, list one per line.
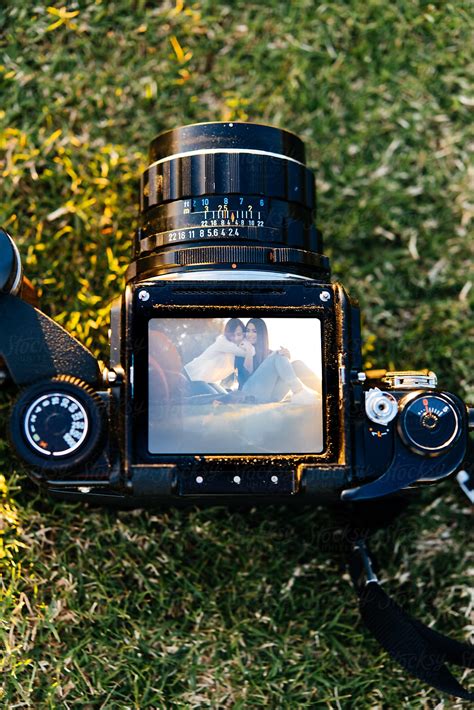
(184, 318), (254, 388)
(239, 318), (320, 404)
(245, 318), (270, 370)
(236, 317), (269, 388)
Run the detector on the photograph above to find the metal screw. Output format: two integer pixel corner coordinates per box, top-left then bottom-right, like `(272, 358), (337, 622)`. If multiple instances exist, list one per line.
(271, 475), (278, 484)
(320, 290), (331, 302)
(196, 476), (203, 484)
(103, 367), (122, 386)
(138, 290), (150, 301)
(233, 475), (241, 484)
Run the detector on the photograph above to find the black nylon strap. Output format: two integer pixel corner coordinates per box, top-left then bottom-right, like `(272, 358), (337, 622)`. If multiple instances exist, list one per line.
(412, 617), (474, 670)
(349, 541), (473, 701)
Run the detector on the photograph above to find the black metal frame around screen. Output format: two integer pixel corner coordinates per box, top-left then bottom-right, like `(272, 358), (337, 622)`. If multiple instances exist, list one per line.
(128, 280), (341, 470)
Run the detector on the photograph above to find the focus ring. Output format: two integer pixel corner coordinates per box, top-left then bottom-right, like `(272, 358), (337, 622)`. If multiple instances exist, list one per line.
(140, 152), (316, 211)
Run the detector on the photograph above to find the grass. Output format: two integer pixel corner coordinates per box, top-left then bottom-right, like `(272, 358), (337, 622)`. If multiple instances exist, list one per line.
(0, 0), (473, 706)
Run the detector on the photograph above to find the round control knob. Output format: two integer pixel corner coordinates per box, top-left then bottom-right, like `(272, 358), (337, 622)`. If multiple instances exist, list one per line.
(398, 393), (460, 456)
(365, 388), (398, 425)
(10, 375), (106, 475)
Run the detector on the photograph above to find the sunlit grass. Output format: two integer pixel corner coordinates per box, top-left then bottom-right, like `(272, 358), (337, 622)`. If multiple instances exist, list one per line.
(0, 0), (473, 706)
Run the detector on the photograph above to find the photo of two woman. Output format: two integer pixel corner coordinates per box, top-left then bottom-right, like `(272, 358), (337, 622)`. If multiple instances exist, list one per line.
(149, 317), (323, 454)
(184, 317), (321, 406)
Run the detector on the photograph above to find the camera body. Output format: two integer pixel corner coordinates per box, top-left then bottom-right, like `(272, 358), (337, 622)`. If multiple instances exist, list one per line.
(0, 122), (471, 507)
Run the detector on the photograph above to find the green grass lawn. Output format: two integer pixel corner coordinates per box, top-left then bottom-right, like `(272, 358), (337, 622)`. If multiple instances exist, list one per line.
(1, 1), (473, 706)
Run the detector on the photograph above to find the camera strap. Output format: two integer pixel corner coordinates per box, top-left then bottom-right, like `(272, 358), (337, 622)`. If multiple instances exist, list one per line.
(343, 478), (474, 702)
(349, 539), (474, 701)
(341, 428), (474, 699)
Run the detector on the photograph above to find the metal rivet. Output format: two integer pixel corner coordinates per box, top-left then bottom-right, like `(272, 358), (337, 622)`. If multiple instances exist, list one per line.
(271, 475), (278, 484)
(196, 476), (203, 484)
(320, 291), (331, 302)
(138, 290), (150, 301)
(233, 475), (241, 484)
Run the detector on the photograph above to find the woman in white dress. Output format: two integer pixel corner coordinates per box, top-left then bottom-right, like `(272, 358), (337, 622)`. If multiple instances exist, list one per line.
(184, 318), (255, 390)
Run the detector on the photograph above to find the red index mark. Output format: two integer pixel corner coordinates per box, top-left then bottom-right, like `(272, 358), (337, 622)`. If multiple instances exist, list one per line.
(422, 398), (429, 414)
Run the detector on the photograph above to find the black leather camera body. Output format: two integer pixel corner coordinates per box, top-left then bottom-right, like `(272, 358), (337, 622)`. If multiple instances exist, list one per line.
(1, 122), (471, 508)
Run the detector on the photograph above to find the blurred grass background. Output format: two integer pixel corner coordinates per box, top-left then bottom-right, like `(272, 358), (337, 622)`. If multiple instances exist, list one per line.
(0, 0), (473, 706)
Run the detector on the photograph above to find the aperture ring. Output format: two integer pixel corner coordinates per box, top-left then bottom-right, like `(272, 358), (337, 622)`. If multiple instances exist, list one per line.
(136, 223), (319, 258)
(140, 151), (316, 211)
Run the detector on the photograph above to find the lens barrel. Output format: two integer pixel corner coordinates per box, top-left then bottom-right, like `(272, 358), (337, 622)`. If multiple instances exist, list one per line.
(129, 122), (328, 281)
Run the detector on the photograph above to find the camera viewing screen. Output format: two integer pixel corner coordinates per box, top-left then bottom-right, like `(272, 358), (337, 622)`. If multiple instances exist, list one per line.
(148, 317), (323, 454)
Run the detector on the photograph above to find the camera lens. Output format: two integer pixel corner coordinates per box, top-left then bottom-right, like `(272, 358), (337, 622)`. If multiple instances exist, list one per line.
(128, 122), (328, 281)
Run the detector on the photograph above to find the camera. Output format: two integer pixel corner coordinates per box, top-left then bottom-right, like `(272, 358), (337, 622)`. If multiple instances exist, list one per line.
(1, 122), (472, 507)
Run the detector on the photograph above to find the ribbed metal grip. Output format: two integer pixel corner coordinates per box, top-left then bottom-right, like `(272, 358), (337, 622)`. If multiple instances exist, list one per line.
(141, 152), (315, 211)
(175, 245), (326, 267)
(126, 245), (330, 281)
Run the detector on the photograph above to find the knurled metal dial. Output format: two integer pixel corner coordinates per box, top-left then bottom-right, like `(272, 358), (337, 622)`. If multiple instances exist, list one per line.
(10, 375), (106, 474)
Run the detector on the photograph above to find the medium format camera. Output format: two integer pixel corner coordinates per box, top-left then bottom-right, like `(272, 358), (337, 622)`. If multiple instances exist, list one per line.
(1, 122), (472, 507)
